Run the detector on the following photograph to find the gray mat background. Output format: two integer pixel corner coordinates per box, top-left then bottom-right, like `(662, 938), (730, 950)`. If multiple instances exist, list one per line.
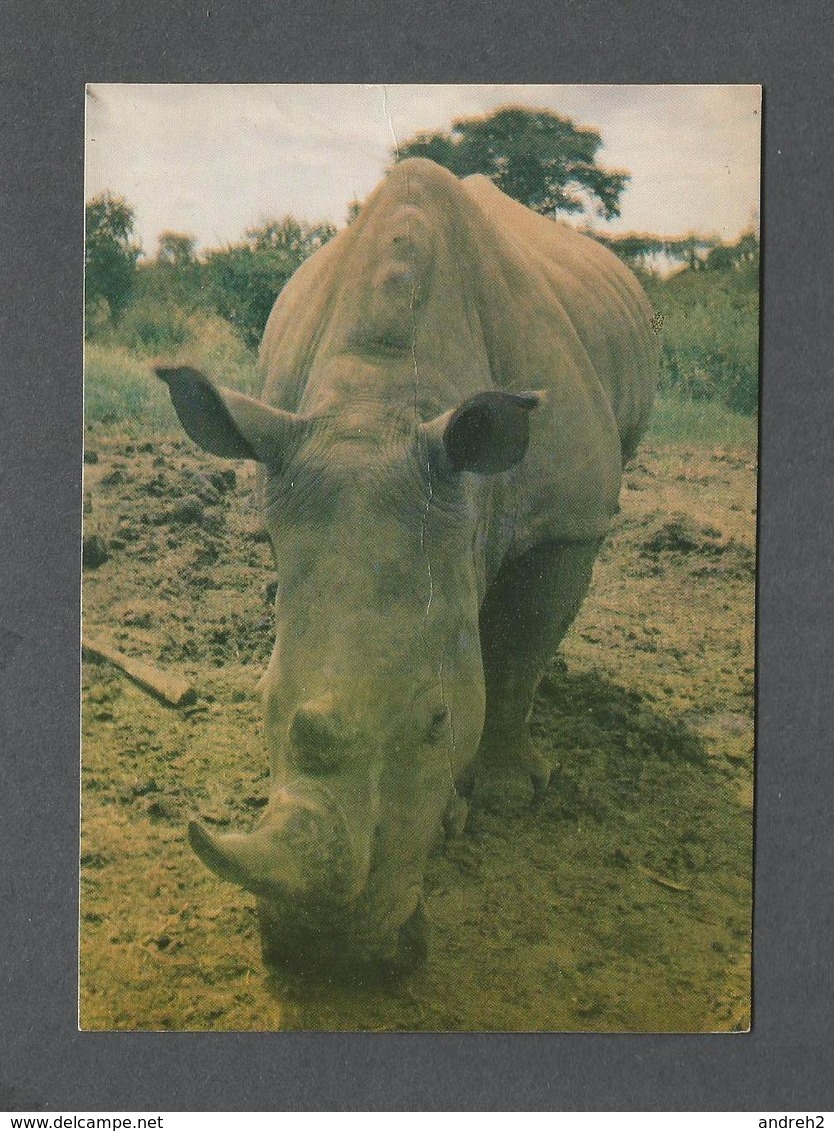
(1, 0), (831, 1111)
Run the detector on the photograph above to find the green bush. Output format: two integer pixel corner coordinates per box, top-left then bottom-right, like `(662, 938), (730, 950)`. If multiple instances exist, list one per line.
(204, 244), (294, 349)
(84, 199), (760, 423)
(109, 296), (192, 352)
(86, 258), (212, 354)
(643, 267), (760, 415)
(205, 217), (336, 348)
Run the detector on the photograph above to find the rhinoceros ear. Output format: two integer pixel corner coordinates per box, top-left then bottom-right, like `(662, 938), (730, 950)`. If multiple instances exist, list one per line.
(155, 366), (306, 464)
(421, 389), (546, 476)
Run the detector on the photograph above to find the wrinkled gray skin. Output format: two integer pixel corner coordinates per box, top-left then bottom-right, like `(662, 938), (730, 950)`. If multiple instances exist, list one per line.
(157, 159), (657, 969)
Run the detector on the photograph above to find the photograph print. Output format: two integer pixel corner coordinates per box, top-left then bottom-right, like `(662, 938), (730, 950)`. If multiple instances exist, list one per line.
(81, 83), (760, 1031)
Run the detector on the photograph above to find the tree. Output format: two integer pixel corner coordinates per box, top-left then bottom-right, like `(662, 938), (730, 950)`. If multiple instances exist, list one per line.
(595, 231), (718, 274)
(154, 231), (202, 307)
(205, 216), (336, 347)
(85, 193), (141, 323)
(665, 233), (718, 271)
(592, 232), (665, 271)
(705, 231), (759, 279)
(394, 106), (629, 221)
(157, 231), (196, 269)
(244, 216), (335, 257)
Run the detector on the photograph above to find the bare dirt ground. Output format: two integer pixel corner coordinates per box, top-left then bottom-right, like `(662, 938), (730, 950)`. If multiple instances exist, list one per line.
(80, 428), (755, 1031)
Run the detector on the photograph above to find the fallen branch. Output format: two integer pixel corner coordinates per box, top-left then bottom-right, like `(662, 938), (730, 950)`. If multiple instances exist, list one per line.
(82, 633), (197, 707)
(637, 865), (690, 893)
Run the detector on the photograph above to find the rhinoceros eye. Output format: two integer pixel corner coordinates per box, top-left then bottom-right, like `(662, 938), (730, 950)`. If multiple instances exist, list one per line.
(426, 706), (450, 743)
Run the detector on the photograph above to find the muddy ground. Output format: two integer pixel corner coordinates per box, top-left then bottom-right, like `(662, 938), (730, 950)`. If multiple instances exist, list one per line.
(80, 426), (755, 1031)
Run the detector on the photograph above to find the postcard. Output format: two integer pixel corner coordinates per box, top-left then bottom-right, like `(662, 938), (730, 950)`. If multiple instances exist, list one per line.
(81, 84), (760, 1031)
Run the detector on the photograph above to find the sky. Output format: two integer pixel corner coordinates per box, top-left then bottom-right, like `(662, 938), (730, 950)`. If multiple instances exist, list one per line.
(85, 84), (761, 257)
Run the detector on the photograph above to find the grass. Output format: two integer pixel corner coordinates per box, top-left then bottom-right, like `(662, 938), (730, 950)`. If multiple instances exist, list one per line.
(86, 335), (757, 451)
(85, 313), (260, 430)
(646, 394), (757, 448)
(85, 284), (758, 450)
(85, 345), (176, 431)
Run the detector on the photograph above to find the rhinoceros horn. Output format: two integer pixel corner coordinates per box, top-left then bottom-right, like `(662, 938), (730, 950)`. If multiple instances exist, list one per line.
(188, 786), (363, 906)
(187, 819), (308, 895)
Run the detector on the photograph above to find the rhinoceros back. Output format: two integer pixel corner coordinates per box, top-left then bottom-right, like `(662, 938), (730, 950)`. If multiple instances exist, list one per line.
(461, 173), (657, 464)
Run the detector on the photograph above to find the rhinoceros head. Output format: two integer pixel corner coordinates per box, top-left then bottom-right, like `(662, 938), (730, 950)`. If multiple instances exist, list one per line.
(157, 364), (541, 968)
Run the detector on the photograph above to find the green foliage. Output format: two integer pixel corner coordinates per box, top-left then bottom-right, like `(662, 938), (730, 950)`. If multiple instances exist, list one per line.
(642, 245), (760, 415)
(592, 231), (760, 414)
(85, 315), (260, 428)
(105, 236), (213, 352)
(704, 232), (760, 282)
(157, 231), (196, 267)
(153, 231), (203, 307)
(83, 181), (759, 423)
(597, 232), (719, 272)
(88, 262), (202, 354)
(600, 229), (759, 280)
(395, 106), (629, 221)
(84, 204), (336, 357)
(111, 296), (192, 352)
(85, 193), (141, 323)
(606, 232), (715, 270)
(205, 216), (336, 347)
(84, 295), (112, 337)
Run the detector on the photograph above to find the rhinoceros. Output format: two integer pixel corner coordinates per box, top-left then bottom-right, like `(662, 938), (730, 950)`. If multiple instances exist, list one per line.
(156, 157), (657, 968)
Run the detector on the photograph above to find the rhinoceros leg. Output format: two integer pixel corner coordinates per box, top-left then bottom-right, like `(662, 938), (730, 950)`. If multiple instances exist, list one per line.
(470, 539), (602, 812)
